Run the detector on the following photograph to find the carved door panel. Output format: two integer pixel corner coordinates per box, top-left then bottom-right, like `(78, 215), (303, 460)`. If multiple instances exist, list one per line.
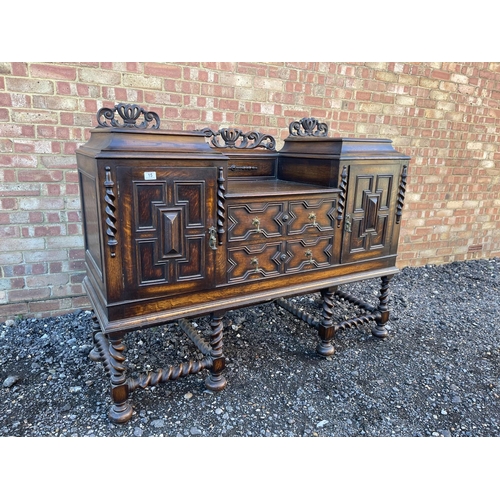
(116, 165), (217, 300)
(341, 163), (400, 263)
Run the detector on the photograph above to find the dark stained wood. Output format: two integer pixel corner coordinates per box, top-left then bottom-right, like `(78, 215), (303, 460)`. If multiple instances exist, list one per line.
(76, 107), (410, 423)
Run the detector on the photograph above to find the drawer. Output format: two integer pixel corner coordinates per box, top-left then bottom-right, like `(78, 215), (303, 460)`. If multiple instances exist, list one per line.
(226, 235), (336, 283)
(287, 197), (337, 235)
(227, 157), (276, 178)
(227, 201), (285, 242)
(227, 242), (284, 283)
(284, 236), (334, 273)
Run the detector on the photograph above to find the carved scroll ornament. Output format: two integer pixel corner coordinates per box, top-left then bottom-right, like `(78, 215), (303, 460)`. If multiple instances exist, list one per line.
(200, 127), (276, 150)
(97, 103), (160, 129)
(288, 117), (329, 137)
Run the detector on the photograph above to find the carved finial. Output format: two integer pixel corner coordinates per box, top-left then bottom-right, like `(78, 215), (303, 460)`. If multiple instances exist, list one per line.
(288, 117), (328, 137)
(96, 103), (160, 129)
(199, 127), (276, 150)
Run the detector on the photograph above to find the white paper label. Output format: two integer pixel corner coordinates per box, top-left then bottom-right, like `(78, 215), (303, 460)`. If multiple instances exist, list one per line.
(144, 171), (157, 180)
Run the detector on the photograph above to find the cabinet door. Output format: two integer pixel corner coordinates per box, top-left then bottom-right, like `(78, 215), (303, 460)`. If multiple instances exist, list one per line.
(341, 163), (401, 263)
(116, 165), (217, 300)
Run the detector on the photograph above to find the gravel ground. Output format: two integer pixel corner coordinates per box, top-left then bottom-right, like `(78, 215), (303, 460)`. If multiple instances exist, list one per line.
(1, 258), (499, 440)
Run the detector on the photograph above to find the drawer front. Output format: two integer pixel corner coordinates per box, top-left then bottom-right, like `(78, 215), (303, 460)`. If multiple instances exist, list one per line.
(226, 236), (336, 283)
(284, 236), (334, 273)
(227, 202), (285, 242)
(227, 242), (284, 283)
(227, 157), (276, 178)
(287, 198), (337, 235)
(227, 196), (337, 243)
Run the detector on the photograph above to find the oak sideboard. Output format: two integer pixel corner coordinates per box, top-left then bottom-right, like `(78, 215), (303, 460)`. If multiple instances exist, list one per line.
(76, 104), (410, 423)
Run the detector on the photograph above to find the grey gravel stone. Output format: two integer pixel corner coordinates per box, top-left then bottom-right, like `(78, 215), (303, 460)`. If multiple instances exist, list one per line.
(151, 419), (165, 428)
(2, 375), (20, 388)
(0, 259), (499, 437)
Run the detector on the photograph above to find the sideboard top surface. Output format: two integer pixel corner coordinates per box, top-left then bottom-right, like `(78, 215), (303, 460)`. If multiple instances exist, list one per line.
(281, 136), (411, 160)
(77, 127), (229, 160)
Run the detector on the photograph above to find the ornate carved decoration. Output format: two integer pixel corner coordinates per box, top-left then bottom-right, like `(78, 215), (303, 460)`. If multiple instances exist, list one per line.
(96, 103), (160, 129)
(320, 288), (335, 329)
(103, 167), (118, 257)
(217, 166), (226, 245)
(396, 164), (408, 224)
(337, 165), (348, 228)
(88, 313), (102, 362)
(94, 332), (133, 423)
(288, 117), (329, 137)
(200, 127), (276, 150)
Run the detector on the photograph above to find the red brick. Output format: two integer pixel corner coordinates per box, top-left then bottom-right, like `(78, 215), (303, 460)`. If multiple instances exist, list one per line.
(11, 63), (28, 76)
(145, 63), (182, 78)
(17, 169), (63, 182)
(30, 64), (77, 80)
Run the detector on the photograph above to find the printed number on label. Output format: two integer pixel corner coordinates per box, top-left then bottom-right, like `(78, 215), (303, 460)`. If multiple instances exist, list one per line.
(144, 172), (157, 180)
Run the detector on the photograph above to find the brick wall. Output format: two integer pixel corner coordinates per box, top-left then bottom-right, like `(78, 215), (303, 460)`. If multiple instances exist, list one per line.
(0, 62), (499, 321)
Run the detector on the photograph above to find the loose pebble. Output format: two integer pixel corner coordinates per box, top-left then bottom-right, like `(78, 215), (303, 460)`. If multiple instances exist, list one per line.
(3, 375), (20, 388)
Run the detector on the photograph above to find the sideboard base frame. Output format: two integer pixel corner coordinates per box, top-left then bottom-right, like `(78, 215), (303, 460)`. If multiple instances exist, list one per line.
(87, 270), (397, 424)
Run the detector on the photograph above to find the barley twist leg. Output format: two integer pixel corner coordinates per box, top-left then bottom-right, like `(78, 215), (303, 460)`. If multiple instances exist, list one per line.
(205, 312), (227, 392)
(316, 287), (337, 357)
(88, 312), (102, 362)
(372, 275), (392, 338)
(107, 335), (133, 424)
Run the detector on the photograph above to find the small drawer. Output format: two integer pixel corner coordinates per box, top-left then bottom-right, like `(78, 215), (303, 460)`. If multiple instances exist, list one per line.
(287, 197), (337, 235)
(227, 242), (284, 283)
(227, 201), (285, 242)
(284, 236), (334, 273)
(227, 157), (276, 178)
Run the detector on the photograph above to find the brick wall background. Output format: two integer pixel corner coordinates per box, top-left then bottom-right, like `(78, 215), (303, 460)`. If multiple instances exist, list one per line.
(0, 62), (499, 321)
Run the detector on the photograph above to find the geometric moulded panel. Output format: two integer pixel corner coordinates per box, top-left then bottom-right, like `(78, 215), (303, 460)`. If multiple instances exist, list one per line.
(137, 240), (168, 284)
(159, 208), (183, 259)
(175, 182), (205, 227)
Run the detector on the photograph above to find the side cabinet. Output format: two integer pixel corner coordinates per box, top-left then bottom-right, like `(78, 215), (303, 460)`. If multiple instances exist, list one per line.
(76, 122), (229, 322)
(341, 162), (405, 263)
(115, 164), (218, 301)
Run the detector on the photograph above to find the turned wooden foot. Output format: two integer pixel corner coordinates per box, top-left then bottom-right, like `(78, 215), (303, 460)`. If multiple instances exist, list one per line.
(371, 324), (389, 338)
(109, 401), (134, 424)
(205, 312), (227, 391)
(316, 339), (335, 357)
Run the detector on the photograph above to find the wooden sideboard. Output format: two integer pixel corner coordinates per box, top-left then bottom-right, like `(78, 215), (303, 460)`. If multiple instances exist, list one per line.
(76, 104), (410, 423)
